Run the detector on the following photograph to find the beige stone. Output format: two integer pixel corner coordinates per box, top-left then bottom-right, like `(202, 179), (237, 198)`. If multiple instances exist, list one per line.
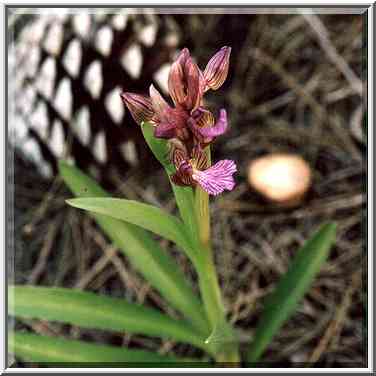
(248, 153), (312, 207)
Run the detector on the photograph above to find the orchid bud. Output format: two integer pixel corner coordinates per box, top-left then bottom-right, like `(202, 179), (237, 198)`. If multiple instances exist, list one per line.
(184, 57), (202, 111)
(149, 84), (169, 115)
(121, 92), (154, 125)
(203, 46), (231, 91)
(168, 48), (190, 107)
(176, 48), (190, 68)
(168, 60), (186, 106)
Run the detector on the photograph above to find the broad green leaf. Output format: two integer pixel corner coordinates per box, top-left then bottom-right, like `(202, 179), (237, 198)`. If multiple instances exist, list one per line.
(66, 197), (193, 256)
(9, 286), (209, 352)
(9, 332), (200, 365)
(141, 122), (199, 243)
(247, 223), (337, 363)
(59, 161), (209, 335)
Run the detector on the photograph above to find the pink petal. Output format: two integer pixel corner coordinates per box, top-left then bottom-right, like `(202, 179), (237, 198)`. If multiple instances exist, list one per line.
(192, 107), (215, 128)
(176, 48), (190, 67)
(149, 84), (170, 116)
(171, 159), (194, 186)
(199, 68), (207, 95)
(190, 109), (228, 140)
(154, 122), (176, 139)
(184, 57), (202, 111)
(120, 92), (154, 125)
(201, 109), (228, 138)
(168, 61), (185, 106)
(164, 106), (189, 130)
(203, 46), (231, 91)
(192, 159), (237, 195)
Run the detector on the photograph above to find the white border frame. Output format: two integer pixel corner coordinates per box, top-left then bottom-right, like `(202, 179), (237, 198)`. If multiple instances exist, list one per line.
(1, 1), (373, 373)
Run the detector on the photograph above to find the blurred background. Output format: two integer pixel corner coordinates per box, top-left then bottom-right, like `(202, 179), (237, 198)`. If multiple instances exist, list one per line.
(8, 8), (366, 367)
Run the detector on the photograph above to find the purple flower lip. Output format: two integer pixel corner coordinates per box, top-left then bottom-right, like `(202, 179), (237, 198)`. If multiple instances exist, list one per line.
(170, 145), (236, 196)
(192, 159), (237, 196)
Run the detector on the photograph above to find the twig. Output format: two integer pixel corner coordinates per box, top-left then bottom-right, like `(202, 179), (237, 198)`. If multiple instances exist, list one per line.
(219, 192), (364, 218)
(20, 318), (62, 338)
(247, 91), (295, 119)
(250, 48), (362, 161)
(302, 12), (363, 96)
(325, 86), (356, 103)
(89, 229), (146, 299)
(74, 246), (118, 289)
(23, 177), (63, 234)
(89, 228), (177, 317)
(350, 104), (365, 144)
(27, 220), (60, 284)
(308, 269), (362, 363)
(279, 313), (332, 358)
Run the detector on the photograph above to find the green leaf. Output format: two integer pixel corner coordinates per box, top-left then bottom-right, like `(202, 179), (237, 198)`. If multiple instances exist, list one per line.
(247, 223), (337, 363)
(66, 197), (193, 256)
(141, 122), (174, 173)
(59, 161), (209, 335)
(141, 122), (199, 244)
(9, 332), (200, 365)
(9, 286), (209, 352)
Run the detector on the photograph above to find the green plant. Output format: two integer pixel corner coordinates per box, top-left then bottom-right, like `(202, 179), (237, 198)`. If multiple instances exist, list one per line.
(9, 47), (336, 367)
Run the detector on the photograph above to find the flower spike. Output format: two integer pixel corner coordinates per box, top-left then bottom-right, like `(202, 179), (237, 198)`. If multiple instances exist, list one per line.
(122, 45), (236, 196)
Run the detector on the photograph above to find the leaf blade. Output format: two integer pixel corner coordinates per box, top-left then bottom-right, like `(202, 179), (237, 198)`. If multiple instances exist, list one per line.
(9, 332), (199, 365)
(141, 122), (199, 243)
(247, 223), (337, 363)
(58, 161), (209, 335)
(9, 286), (208, 351)
(66, 197), (192, 254)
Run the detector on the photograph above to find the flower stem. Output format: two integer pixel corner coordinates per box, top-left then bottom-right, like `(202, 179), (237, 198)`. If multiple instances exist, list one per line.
(194, 147), (240, 364)
(195, 157), (211, 249)
(195, 242), (225, 327)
